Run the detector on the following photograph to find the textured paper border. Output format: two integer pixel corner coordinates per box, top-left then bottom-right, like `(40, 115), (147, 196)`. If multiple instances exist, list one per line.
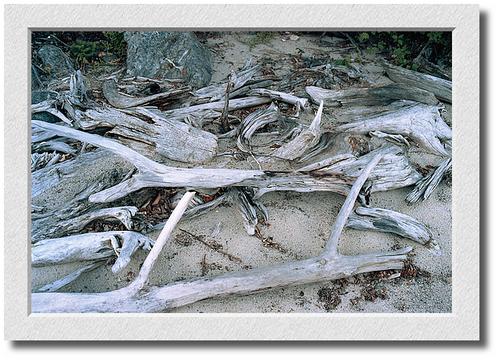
(4, 4), (479, 341)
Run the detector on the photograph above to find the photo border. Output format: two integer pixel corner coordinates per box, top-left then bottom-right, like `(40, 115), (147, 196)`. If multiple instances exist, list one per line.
(4, 4), (479, 341)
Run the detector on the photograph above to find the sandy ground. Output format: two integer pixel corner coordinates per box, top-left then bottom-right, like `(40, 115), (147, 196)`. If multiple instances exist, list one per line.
(31, 32), (452, 313)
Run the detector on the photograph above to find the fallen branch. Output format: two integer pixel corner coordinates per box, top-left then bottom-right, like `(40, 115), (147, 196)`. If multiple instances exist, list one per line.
(383, 62), (452, 103)
(306, 83), (439, 107)
(32, 121), (421, 203)
(32, 154), (413, 313)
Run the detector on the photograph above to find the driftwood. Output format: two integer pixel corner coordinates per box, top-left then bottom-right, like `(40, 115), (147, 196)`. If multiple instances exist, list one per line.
(406, 158), (451, 204)
(248, 88), (309, 116)
(102, 79), (188, 108)
(236, 103), (280, 152)
(297, 145), (422, 194)
(32, 154), (413, 313)
(194, 60), (260, 101)
(269, 101), (324, 161)
(32, 206), (138, 242)
(32, 231), (154, 273)
(31, 148), (117, 199)
(306, 83), (439, 107)
(383, 63), (452, 103)
(347, 207), (440, 254)
(335, 103), (451, 156)
(32, 121), (421, 204)
(76, 106), (218, 164)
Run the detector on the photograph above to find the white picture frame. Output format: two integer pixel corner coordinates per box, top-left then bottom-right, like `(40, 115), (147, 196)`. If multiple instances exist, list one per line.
(4, 4), (479, 341)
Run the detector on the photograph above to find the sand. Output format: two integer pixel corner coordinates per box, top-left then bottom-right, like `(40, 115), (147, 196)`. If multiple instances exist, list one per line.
(31, 32), (452, 313)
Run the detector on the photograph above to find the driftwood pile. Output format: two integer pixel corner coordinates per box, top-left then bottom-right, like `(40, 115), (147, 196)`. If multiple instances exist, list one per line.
(30, 55), (452, 313)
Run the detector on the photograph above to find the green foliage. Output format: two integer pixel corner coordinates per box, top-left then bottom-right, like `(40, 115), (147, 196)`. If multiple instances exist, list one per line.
(358, 32), (370, 42)
(69, 39), (102, 66)
(102, 32), (127, 58)
(352, 31), (451, 68)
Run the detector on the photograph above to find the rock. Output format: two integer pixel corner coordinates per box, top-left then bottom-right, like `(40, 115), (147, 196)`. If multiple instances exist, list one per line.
(37, 45), (75, 80)
(124, 31), (212, 89)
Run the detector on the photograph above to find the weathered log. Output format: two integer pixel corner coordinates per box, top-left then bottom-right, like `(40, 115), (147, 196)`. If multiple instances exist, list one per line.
(335, 103), (451, 156)
(102, 79), (188, 108)
(406, 158), (451, 204)
(383, 63), (452, 103)
(31, 154), (413, 313)
(347, 207), (440, 254)
(157, 96), (272, 122)
(31, 148), (120, 199)
(306, 83), (439, 107)
(32, 231), (154, 273)
(32, 121), (421, 203)
(76, 106), (218, 164)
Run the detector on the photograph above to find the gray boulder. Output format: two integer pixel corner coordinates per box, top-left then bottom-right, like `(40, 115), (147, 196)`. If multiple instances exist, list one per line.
(124, 32), (212, 89)
(37, 45), (75, 80)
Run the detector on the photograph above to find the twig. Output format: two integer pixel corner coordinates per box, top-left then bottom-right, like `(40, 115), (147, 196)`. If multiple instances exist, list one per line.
(129, 191), (195, 293)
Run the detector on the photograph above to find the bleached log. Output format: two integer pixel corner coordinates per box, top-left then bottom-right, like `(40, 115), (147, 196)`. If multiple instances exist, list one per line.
(270, 101), (324, 161)
(32, 121), (421, 203)
(31, 148), (115, 199)
(306, 83), (439, 107)
(406, 158), (451, 204)
(32, 154), (413, 313)
(102, 79), (188, 108)
(157, 96), (272, 122)
(32, 206), (138, 241)
(347, 207), (440, 254)
(335, 103), (452, 156)
(77, 106), (218, 164)
(236, 103), (279, 152)
(32, 231), (154, 273)
(383, 63), (452, 103)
